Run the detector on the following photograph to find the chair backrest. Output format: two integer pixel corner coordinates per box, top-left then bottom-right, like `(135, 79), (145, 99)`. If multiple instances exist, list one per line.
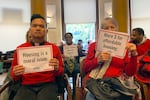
(75, 56), (86, 88)
(79, 57), (86, 78)
(75, 57), (87, 100)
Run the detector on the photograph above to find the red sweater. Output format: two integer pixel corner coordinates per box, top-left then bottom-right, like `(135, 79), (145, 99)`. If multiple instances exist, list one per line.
(83, 42), (137, 78)
(11, 42), (64, 85)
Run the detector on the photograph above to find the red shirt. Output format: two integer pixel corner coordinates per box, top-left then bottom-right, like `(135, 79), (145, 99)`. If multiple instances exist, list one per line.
(11, 42), (64, 85)
(83, 42), (137, 78)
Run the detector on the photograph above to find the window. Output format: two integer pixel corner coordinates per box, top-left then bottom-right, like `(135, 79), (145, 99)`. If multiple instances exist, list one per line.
(66, 23), (95, 50)
(62, 0), (98, 50)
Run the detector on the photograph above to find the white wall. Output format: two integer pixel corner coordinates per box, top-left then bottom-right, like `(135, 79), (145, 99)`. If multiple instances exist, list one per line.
(131, 0), (150, 38)
(0, 0), (30, 53)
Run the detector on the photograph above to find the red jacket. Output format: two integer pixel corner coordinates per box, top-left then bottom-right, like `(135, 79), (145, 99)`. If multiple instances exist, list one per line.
(11, 42), (64, 85)
(135, 39), (150, 96)
(83, 42), (137, 78)
(136, 39), (150, 56)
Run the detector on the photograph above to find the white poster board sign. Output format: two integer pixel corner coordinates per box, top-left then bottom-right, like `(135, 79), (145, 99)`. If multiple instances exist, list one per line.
(96, 29), (129, 58)
(63, 44), (78, 57)
(17, 45), (53, 74)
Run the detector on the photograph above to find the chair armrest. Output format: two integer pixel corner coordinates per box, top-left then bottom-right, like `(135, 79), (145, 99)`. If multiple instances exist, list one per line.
(0, 80), (11, 94)
(76, 73), (81, 88)
(64, 74), (72, 100)
(64, 74), (72, 94)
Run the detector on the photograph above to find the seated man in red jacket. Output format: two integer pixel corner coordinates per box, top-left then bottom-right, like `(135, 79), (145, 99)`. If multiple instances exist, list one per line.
(130, 27), (150, 56)
(131, 28), (150, 99)
(11, 14), (64, 100)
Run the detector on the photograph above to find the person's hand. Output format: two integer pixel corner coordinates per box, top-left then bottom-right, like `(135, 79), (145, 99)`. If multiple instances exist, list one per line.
(97, 52), (111, 63)
(13, 65), (24, 76)
(126, 43), (138, 56)
(49, 58), (59, 71)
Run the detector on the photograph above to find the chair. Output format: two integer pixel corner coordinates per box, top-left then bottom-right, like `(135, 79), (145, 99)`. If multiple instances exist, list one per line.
(76, 73), (86, 100)
(136, 80), (150, 100)
(3, 50), (14, 72)
(141, 83), (150, 100)
(0, 51), (2, 60)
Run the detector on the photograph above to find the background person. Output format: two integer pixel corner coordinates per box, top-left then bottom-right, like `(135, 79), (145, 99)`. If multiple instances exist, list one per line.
(130, 27), (150, 56)
(131, 28), (150, 99)
(59, 32), (80, 100)
(26, 30), (32, 42)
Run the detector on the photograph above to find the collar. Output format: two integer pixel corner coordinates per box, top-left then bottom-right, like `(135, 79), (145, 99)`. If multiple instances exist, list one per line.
(30, 42), (45, 46)
(138, 36), (147, 45)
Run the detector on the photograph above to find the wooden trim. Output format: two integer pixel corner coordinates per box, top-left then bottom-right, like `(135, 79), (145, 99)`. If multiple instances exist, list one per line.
(96, 0), (99, 36)
(112, 0), (128, 32)
(31, 0), (46, 18)
(61, 0), (66, 40)
(128, 0), (132, 34)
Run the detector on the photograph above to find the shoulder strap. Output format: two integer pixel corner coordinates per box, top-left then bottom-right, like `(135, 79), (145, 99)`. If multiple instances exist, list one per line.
(89, 51), (112, 79)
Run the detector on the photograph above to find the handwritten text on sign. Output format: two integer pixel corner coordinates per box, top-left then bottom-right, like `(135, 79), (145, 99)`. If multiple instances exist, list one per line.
(96, 29), (129, 58)
(17, 46), (53, 74)
(63, 44), (78, 57)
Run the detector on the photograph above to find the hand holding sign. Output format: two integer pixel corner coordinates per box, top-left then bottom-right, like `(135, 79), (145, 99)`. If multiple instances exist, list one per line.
(126, 43), (137, 56)
(49, 58), (59, 71)
(97, 52), (111, 63)
(13, 65), (25, 76)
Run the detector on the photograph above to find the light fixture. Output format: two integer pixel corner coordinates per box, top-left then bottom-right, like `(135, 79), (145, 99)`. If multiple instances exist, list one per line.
(104, 2), (112, 18)
(47, 17), (52, 24)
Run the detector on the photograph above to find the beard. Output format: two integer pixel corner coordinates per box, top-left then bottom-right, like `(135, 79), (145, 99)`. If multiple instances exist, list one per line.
(131, 39), (139, 45)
